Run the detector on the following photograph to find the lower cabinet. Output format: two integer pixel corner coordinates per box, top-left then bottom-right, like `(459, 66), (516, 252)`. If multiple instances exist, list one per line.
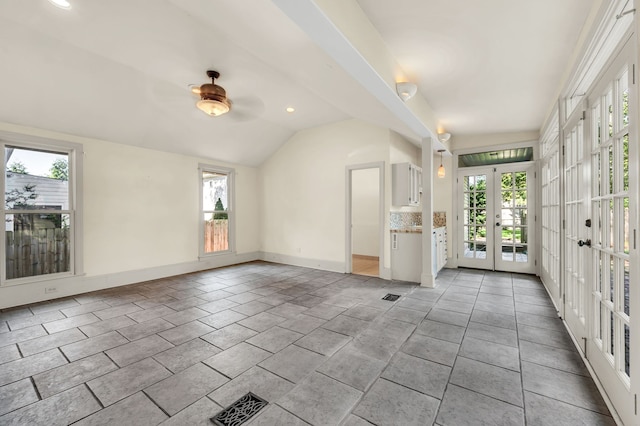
(390, 232), (421, 283)
(390, 228), (447, 283)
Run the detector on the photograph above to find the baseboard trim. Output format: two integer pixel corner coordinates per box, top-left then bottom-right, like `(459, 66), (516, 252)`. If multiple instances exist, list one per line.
(0, 251), (261, 309)
(260, 252), (345, 274)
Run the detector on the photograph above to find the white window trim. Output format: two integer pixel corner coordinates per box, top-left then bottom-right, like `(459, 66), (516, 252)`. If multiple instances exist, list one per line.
(0, 131), (84, 286)
(198, 163), (235, 258)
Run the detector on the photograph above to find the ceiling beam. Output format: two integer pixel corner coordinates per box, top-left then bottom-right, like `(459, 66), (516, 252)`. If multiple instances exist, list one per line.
(271, 0), (450, 152)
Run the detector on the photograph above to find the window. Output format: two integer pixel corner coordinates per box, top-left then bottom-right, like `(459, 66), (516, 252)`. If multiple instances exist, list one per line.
(1, 139), (82, 283)
(200, 165), (233, 256)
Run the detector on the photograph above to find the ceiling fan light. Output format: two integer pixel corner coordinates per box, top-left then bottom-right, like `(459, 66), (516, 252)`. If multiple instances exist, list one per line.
(196, 99), (230, 116)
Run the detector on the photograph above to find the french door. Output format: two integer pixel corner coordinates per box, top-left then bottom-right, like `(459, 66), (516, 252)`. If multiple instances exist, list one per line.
(588, 39), (635, 424)
(562, 102), (590, 344)
(563, 37), (637, 425)
(457, 162), (536, 274)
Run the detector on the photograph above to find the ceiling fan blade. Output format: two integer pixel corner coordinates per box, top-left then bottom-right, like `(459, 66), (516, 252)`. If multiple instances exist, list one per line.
(228, 96), (265, 122)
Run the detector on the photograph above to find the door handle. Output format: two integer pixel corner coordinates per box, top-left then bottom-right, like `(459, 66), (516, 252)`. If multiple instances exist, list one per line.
(578, 239), (591, 247)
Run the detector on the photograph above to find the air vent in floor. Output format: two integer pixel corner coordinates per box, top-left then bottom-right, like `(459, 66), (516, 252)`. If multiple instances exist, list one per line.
(382, 293), (401, 301)
(211, 392), (268, 426)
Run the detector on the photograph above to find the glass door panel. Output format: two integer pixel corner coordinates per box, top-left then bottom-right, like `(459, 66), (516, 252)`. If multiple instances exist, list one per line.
(458, 169), (494, 270)
(495, 164), (535, 273)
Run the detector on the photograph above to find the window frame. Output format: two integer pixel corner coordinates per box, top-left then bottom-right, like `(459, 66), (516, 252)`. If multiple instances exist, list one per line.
(199, 163), (235, 258)
(0, 133), (83, 286)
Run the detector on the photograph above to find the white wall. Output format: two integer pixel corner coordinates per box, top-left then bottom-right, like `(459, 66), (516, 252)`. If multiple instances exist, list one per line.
(259, 119), (392, 272)
(352, 168), (380, 257)
(0, 122), (260, 308)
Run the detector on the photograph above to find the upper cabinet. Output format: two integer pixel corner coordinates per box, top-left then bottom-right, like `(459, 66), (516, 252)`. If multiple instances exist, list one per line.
(392, 162), (422, 206)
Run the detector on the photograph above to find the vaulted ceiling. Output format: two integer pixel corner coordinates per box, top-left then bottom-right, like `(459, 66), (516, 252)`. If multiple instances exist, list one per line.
(0, 0), (598, 166)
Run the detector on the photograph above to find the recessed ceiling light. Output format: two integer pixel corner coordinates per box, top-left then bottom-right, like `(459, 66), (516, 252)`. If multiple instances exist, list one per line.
(48, 0), (71, 10)
(286, 107), (295, 113)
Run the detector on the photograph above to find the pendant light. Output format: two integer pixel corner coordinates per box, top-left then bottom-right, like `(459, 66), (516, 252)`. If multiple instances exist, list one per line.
(437, 149), (446, 178)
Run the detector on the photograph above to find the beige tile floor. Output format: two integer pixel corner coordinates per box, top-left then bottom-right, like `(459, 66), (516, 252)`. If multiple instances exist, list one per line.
(0, 261), (615, 425)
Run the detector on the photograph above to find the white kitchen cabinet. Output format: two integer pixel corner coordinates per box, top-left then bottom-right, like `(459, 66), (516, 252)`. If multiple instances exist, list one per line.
(390, 232), (421, 282)
(392, 163), (422, 206)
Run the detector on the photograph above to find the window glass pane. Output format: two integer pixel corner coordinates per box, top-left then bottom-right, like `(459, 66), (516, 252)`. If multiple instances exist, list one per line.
(501, 172), (513, 190)
(204, 212), (228, 253)
(5, 213), (70, 279)
(624, 260), (630, 316)
(623, 134), (629, 191)
(624, 324), (630, 376)
(5, 147), (69, 211)
(624, 198), (630, 254)
(502, 245), (514, 261)
(202, 171), (228, 212)
(502, 191), (513, 207)
(516, 245), (528, 262)
(502, 226), (514, 243)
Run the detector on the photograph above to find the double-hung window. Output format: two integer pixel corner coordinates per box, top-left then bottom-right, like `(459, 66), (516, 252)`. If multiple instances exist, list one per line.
(1, 137), (83, 284)
(200, 164), (234, 256)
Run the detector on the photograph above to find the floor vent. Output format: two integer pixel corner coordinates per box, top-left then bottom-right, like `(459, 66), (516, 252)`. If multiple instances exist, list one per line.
(211, 392), (268, 426)
(382, 293), (401, 301)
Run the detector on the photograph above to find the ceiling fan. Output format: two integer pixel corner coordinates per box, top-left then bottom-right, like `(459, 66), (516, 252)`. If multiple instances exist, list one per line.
(190, 70), (265, 121)
(192, 70), (231, 117)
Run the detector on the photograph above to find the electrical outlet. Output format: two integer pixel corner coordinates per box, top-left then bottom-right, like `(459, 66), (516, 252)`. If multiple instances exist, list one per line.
(45, 287), (57, 294)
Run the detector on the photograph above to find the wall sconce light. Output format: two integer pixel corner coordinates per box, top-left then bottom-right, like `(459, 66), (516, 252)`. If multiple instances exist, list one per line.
(437, 149), (446, 178)
(438, 132), (451, 143)
(396, 82), (417, 102)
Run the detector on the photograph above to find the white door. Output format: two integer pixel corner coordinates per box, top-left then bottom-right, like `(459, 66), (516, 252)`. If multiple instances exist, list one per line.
(457, 163), (536, 274)
(494, 163), (536, 274)
(583, 39), (635, 425)
(562, 102), (590, 347)
(458, 168), (494, 270)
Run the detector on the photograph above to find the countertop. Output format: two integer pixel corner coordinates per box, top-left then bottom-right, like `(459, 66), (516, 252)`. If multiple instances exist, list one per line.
(390, 225), (446, 234)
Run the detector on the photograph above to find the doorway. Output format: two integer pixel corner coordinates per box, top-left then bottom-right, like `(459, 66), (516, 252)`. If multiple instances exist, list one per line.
(456, 162), (536, 274)
(346, 163), (384, 277)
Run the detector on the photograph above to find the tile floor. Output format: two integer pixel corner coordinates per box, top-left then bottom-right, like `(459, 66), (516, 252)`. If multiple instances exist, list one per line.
(0, 262), (616, 425)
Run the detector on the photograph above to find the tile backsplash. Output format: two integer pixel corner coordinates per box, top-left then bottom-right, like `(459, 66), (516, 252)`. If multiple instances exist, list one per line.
(390, 212), (422, 229)
(433, 211), (446, 227)
(390, 211), (446, 229)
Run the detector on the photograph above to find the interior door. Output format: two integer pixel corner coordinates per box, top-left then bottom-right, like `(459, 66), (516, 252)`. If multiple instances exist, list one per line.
(583, 38), (635, 425)
(457, 163), (536, 273)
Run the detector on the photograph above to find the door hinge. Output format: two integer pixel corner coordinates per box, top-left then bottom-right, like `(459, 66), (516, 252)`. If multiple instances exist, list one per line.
(457, 253), (459, 259)
(534, 171), (536, 179)
(635, 394), (637, 414)
(582, 337), (588, 359)
(535, 215), (537, 222)
(634, 229), (637, 250)
(581, 110), (586, 121)
(562, 145), (565, 155)
(563, 293), (566, 304)
(633, 64), (636, 85)
(563, 219), (566, 229)
(534, 260), (537, 266)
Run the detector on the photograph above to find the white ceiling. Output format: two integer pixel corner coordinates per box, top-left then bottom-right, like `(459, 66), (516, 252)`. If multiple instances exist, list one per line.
(356, 0), (596, 135)
(0, 0), (596, 165)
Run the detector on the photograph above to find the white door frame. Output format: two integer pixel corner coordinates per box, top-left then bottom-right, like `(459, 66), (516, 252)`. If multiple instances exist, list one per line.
(451, 140), (539, 270)
(345, 162), (385, 278)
